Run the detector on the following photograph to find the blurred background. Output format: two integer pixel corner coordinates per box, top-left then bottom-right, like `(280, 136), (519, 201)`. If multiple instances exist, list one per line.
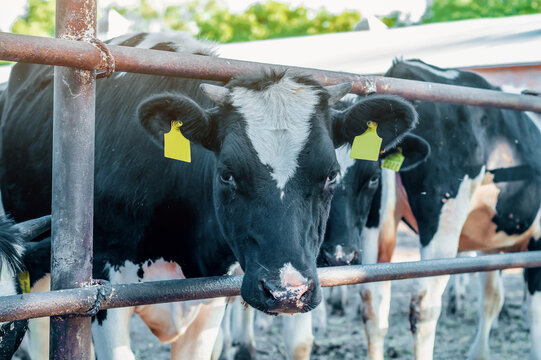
(1, 0), (540, 82)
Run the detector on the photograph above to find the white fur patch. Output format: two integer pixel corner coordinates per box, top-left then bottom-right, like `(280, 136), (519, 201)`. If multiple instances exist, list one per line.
(231, 77), (319, 190)
(0, 261), (17, 327)
(405, 60), (459, 80)
(335, 145), (355, 185)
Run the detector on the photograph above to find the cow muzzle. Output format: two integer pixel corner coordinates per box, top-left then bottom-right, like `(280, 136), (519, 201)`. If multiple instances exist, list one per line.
(242, 262), (321, 315)
(323, 245), (359, 266)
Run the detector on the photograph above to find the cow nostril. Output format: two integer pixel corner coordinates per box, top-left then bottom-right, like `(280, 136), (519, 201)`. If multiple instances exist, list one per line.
(260, 279), (274, 300)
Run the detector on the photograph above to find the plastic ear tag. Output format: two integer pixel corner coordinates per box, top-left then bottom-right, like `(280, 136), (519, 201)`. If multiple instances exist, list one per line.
(18, 271), (31, 294)
(164, 120), (191, 163)
(381, 148), (405, 172)
(350, 121), (382, 161)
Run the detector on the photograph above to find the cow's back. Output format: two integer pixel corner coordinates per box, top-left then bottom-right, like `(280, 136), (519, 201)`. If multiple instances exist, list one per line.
(386, 59), (541, 245)
(0, 40), (229, 276)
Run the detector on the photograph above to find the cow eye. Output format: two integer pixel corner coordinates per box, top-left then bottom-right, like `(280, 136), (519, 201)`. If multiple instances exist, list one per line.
(368, 174), (379, 187)
(219, 171), (236, 185)
(326, 170), (339, 186)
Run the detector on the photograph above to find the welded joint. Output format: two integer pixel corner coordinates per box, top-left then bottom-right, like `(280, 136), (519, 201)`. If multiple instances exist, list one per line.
(84, 279), (112, 317)
(353, 78), (377, 95)
(87, 38), (115, 78)
(60, 34), (116, 78)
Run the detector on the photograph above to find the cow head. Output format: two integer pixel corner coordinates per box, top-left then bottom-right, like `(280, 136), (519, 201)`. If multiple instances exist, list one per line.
(320, 132), (430, 268)
(137, 72), (417, 314)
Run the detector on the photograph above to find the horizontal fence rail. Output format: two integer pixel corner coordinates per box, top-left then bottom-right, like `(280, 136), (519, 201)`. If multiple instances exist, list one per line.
(1, 251), (540, 323)
(1, 32), (541, 113)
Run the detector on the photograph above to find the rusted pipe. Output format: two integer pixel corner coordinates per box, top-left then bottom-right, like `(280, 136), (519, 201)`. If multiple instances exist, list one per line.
(1, 32), (541, 113)
(50, 0), (96, 358)
(0, 251), (540, 323)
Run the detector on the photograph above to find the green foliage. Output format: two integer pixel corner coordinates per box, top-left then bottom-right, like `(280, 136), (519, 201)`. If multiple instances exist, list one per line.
(192, 1), (360, 43)
(12, 0), (55, 37)
(9, 0), (541, 44)
(424, 0), (541, 23)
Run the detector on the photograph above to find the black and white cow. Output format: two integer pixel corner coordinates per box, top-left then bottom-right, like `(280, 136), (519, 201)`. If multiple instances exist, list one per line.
(0, 33), (418, 359)
(358, 59), (541, 360)
(0, 215), (51, 359)
(217, 131), (430, 360)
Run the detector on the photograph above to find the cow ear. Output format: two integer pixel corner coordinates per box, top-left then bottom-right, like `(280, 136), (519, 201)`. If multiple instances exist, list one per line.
(382, 133), (431, 171)
(137, 93), (219, 152)
(331, 95), (418, 151)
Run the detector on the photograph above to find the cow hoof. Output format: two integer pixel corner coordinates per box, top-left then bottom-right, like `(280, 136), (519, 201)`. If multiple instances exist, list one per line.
(234, 344), (256, 360)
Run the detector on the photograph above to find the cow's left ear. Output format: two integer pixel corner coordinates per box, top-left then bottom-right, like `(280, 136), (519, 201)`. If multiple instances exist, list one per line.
(382, 133), (431, 172)
(137, 93), (220, 152)
(331, 95), (418, 150)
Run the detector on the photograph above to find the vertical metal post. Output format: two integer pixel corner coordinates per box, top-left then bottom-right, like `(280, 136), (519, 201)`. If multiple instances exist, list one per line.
(51, 0), (96, 358)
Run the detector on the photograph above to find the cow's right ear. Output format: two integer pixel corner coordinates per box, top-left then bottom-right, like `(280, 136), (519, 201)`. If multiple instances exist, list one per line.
(137, 93), (219, 152)
(382, 133), (431, 171)
(331, 95), (418, 150)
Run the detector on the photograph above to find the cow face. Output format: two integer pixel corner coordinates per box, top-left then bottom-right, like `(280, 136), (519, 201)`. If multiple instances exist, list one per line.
(137, 72), (417, 314)
(319, 133), (430, 267)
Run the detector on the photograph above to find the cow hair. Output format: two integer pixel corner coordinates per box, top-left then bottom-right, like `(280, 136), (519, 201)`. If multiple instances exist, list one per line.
(0, 215), (24, 274)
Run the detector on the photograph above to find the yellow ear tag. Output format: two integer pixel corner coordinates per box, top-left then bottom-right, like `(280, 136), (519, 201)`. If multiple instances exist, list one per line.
(350, 121), (382, 161)
(18, 271), (31, 294)
(164, 120), (191, 163)
(381, 148), (405, 172)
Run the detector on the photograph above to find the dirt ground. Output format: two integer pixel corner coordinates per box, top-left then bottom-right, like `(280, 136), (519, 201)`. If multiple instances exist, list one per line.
(131, 228), (532, 359)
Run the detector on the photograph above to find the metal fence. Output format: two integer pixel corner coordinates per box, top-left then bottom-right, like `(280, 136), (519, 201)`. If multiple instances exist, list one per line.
(1, 0), (541, 358)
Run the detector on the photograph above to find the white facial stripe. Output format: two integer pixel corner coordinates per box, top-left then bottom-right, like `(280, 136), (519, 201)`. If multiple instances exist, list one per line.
(231, 77), (319, 190)
(405, 60), (459, 80)
(335, 145), (355, 184)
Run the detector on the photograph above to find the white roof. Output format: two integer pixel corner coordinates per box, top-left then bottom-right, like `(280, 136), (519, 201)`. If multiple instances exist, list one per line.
(218, 13), (541, 74)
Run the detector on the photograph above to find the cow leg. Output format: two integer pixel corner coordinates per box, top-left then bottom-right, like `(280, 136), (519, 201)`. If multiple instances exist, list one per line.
(170, 297), (227, 360)
(411, 236), (461, 359)
(528, 291), (541, 360)
(447, 252), (476, 315)
(26, 317), (49, 360)
(467, 270), (504, 360)
(411, 170), (483, 360)
(282, 312), (313, 360)
(231, 301), (256, 359)
(312, 297), (328, 337)
(212, 299), (233, 360)
(92, 307), (136, 360)
(360, 227), (391, 360)
(525, 247), (541, 360)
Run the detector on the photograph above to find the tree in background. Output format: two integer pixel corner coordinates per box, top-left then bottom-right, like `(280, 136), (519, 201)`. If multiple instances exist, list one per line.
(11, 0), (55, 37)
(192, 1), (360, 43)
(8, 0), (541, 42)
(425, 0), (540, 24)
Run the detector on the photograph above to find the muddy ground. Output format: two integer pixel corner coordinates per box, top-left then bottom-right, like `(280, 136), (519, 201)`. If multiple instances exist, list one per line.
(131, 228), (531, 359)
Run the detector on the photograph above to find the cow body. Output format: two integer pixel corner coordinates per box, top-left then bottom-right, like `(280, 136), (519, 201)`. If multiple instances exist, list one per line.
(0, 33), (418, 359)
(360, 59), (541, 360)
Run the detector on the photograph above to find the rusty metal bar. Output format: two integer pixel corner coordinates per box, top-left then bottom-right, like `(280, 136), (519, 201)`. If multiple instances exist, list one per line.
(0, 251), (540, 323)
(50, 0), (96, 358)
(1, 32), (541, 113)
